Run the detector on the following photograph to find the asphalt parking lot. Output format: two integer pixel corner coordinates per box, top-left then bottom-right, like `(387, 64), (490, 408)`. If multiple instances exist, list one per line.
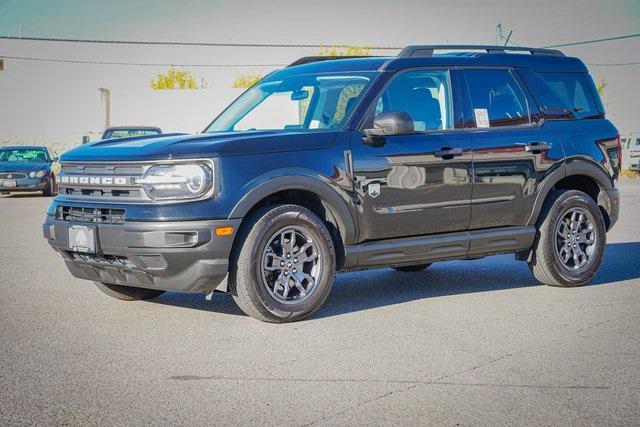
(1, 181), (639, 425)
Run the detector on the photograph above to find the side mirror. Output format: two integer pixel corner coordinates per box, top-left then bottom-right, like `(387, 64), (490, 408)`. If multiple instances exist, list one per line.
(82, 136), (90, 144)
(363, 112), (414, 146)
(290, 89), (309, 101)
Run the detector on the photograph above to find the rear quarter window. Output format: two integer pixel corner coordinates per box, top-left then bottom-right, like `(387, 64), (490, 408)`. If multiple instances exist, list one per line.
(518, 69), (604, 120)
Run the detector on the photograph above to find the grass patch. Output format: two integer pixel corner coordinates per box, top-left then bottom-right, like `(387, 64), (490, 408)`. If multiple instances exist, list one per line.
(620, 169), (640, 179)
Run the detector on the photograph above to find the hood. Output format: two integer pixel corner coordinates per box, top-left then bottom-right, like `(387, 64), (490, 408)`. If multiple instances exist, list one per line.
(0, 162), (50, 173)
(60, 131), (338, 162)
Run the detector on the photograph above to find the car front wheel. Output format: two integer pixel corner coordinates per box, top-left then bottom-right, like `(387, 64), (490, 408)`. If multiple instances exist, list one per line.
(43, 176), (56, 196)
(229, 204), (336, 323)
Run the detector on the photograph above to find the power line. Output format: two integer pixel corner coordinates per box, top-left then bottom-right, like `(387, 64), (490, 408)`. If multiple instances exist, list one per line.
(543, 33), (640, 48)
(2, 33), (639, 50)
(500, 29), (640, 66)
(0, 35), (402, 50)
(0, 55), (287, 67)
(587, 60), (640, 67)
(3, 34), (640, 67)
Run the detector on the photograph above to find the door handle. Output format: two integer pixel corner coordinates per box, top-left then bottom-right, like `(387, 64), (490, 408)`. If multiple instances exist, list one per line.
(434, 147), (463, 159)
(522, 142), (552, 153)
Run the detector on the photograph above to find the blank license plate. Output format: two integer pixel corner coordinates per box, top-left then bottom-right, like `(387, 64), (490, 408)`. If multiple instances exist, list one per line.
(68, 225), (96, 253)
(2, 180), (16, 188)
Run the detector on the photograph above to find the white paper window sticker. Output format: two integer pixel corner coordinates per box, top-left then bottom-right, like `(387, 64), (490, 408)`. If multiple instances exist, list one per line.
(474, 108), (490, 128)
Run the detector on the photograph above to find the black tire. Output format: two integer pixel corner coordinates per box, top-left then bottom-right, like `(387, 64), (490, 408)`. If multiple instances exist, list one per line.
(229, 204), (336, 323)
(529, 189), (606, 287)
(94, 282), (165, 301)
(393, 263), (432, 272)
(42, 176), (56, 196)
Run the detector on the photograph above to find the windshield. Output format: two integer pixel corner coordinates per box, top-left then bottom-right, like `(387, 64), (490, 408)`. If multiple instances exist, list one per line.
(205, 72), (377, 133)
(103, 129), (161, 139)
(0, 149), (49, 163)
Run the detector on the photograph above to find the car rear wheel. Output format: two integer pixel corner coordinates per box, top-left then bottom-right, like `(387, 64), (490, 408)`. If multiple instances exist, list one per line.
(529, 190), (606, 287)
(94, 282), (165, 301)
(229, 204), (335, 323)
(393, 263), (432, 272)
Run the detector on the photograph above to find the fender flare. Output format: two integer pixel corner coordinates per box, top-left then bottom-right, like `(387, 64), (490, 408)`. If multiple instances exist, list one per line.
(229, 173), (358, 246)
(526, 159), (614, 226)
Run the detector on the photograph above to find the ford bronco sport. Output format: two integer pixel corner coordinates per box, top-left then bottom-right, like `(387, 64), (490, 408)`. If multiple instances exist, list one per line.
(43, 45), (621, 322)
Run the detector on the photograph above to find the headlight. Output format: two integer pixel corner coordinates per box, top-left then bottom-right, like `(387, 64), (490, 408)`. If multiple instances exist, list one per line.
(137, 163), (213, 201)
(29, 170), (46, 178)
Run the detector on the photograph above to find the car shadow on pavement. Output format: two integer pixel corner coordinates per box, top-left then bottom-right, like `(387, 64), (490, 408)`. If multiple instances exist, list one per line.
(0, 192), (49, 198)
(590, 241), (640, 285)
(151, 241), (640, 320)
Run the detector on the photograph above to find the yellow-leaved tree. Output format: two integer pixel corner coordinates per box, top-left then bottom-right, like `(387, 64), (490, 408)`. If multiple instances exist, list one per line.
(151, 68), (200, 90)
(318, 44), (371, 57)
(231, 73), (263, 89)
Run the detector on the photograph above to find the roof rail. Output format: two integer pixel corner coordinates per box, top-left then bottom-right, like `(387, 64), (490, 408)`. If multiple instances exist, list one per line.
(398, 45), (564, 58)
(288, 56), (369, 67)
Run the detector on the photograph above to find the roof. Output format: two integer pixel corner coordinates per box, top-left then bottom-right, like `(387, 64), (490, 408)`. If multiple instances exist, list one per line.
(277, 46), (587, 77)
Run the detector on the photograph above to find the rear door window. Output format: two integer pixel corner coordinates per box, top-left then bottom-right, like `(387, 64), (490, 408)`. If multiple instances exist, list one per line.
(464, 69), (531, 128)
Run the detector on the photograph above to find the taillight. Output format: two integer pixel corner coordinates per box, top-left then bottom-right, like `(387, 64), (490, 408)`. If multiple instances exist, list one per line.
(596, 134), (622, 179)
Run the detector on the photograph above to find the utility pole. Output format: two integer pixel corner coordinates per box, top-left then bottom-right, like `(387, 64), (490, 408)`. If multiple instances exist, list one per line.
(496, 23), (515, 46)
(98, 88), (110, 130)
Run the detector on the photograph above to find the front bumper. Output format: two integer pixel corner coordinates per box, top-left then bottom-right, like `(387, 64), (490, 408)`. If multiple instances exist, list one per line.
(0, 177), (48, 192)
(43, 217), (241, 292)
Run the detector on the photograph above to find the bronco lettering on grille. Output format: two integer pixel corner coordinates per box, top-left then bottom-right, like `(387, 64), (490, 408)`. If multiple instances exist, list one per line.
(56, 176), (129, 186)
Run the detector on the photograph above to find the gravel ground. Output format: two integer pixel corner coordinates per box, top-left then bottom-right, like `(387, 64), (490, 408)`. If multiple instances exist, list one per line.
(1, 181), (639, 425)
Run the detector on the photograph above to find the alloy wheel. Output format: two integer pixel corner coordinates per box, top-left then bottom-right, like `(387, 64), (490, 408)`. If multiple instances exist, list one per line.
(260, 226), (322, 304)
(554, 207), (598, 272)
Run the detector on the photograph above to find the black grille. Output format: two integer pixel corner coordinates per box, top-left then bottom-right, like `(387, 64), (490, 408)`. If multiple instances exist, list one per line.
(0, 173), (26, 179)
(68, 252), (133, 267)
(57, 206), (126, 224)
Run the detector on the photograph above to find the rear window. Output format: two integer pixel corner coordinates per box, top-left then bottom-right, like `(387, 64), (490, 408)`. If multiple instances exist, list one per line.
(519, 70), (604, 120)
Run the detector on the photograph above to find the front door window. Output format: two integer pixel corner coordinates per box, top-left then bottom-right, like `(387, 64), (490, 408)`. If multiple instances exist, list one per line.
(373, 70), (454, 131)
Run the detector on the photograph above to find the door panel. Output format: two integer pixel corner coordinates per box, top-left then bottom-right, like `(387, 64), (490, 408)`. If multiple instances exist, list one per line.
(351, 131), (473, 241)
(470, 127), (563, 229)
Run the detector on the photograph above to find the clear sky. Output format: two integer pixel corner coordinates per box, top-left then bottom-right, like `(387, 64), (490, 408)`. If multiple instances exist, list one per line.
(0, 0), (639, 148)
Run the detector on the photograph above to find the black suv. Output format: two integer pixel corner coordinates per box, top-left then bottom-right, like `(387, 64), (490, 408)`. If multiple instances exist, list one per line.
(44, 45), (621, 322)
